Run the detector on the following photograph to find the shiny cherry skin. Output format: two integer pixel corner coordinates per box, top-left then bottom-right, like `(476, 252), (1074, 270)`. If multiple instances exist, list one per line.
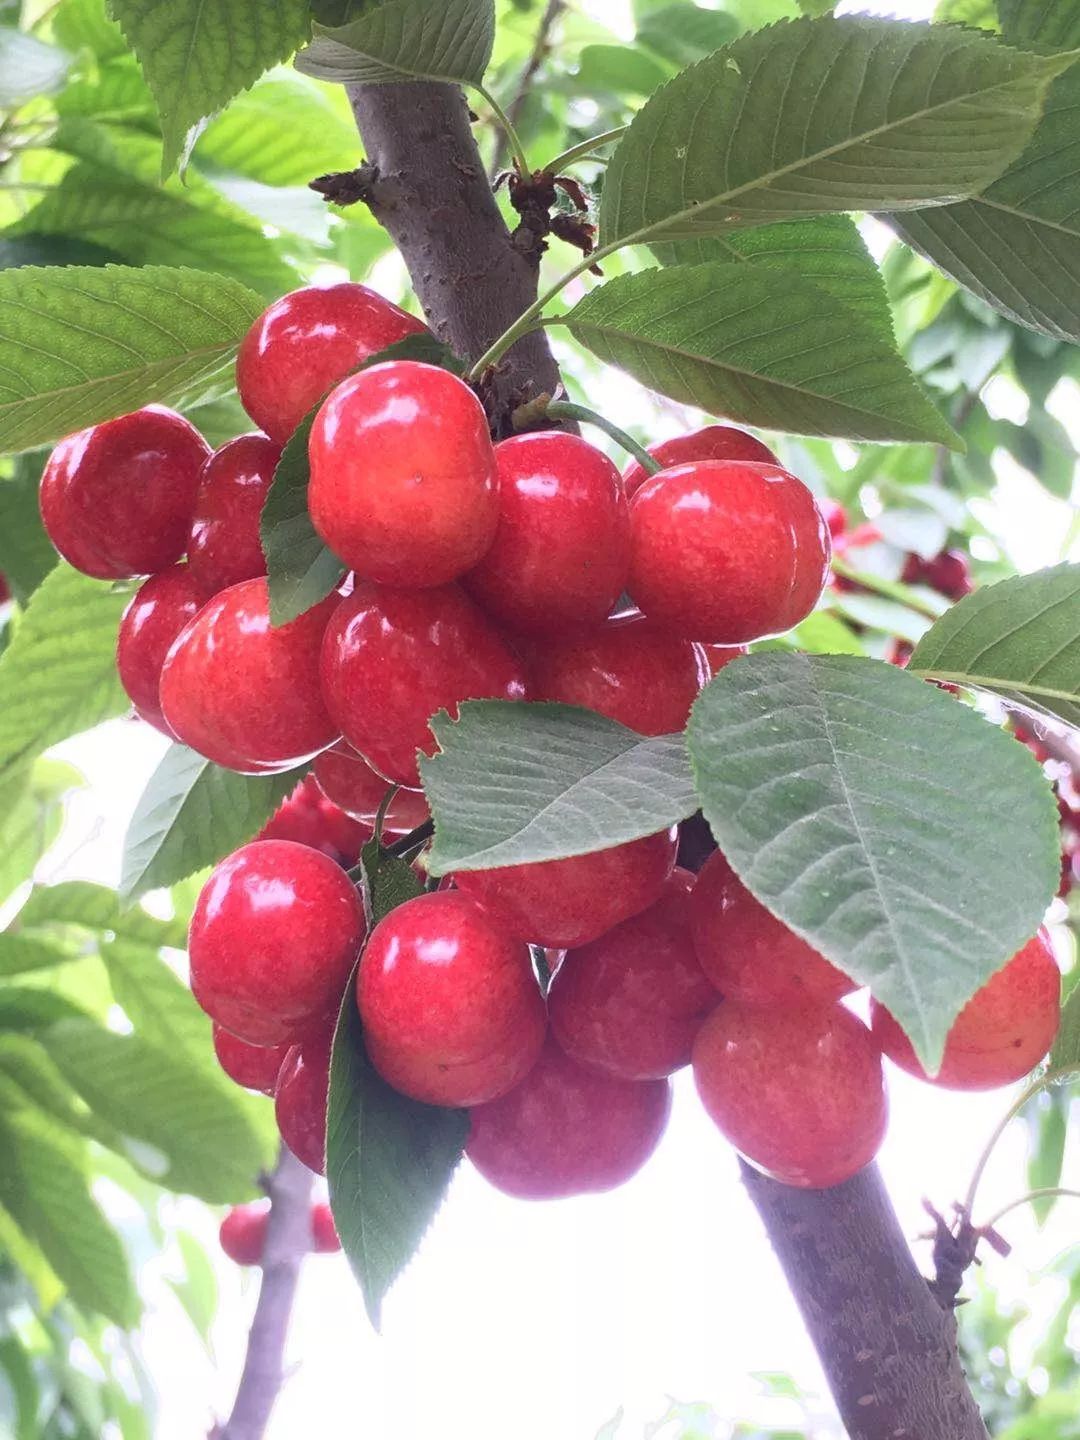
(186, 434), (280, 600)
(275, 1029), (333, 1175)
(310, 1201), (341, 1254)
(257, 774), (370, 867)
(901, 548), (973, 601)
(549, 869), (717, 1079)
(693, 1001), (887, 1188)
(219, 1203), (270, 1265)
(870, 931), (1060, 1090)
(621, 424), (778, 498)
(527, 612), (708, 735)
(467, 1036), (672, 1199)
(116, 564), (202, 735)
(212, 1025), (289, 1095)
(357, 891), (546, 1107)
(627, 460), (831, 643)
(161, 578), (339, 774)
(309, 361), (498, 587)
(462, 432), (630, 637)
(236, 283), (428, 446)
(189, 840), (364, 1047)
(40, 406), (210, 579)
(455, 827), (678, 949)
(320, 581), (529, 788)
(700, 643), (747, 676)
(313, 742), (430, 837)
(690, 850), (855, 1008)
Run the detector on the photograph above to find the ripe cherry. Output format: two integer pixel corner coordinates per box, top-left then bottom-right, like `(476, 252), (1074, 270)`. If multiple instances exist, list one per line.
(311, 1201), (341, 1254)
(40, 407), (210, 579)
(189, 840), (364, 1047)
(699, 643), (747, 676)
(309, 361), (498, 587)
(690, 849), (855, 1008)
(357, 891), (546, 1107)
(549, 869), (717, 1079)
(313, 742), (430, 837)
(116, 564), (201, 735)
(0, 573), (9, 605)
(870, 931), (1060, 1090)
(186, 433), (280, 600)
(219, 1203), (269, 1265)
(462, 432), (629, 636)
(212, 1025), (289, 1095)
(237, 283), (428, 445)
(466, 1036), (672, 1199)
(320, 581), (528, 788)
(819, 499), (847, 540)
(627, 460), (831, 643)
(621, 425), (778, 498)
(275, 1029), (333, 1174)
(257, 774), (370, 867)
(901, 548), (973, 601)
(693, 1002), (887, 1188)
(161, 578), (339, 774)
(454, 827), (678, 949)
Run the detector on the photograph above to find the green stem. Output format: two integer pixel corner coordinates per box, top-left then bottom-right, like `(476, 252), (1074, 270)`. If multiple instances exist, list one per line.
(979, 1187), (1080, 1233)
(542, 400), (659, 474)
(963, 1066), (1077, 1218)
(830, 556), (944, 622)
(544, 125), (627, 173)
(475, 84), (531, 177)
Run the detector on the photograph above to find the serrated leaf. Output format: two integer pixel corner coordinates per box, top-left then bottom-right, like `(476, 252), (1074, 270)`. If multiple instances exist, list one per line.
(99, 937), (211, 1063)
(296, 0), (494, 87)
(562, 262), (957, 445)
(1050, 982), (1080, 1067)
(0, 263), (262, 453)
(421, 702), (697, 875)
(910, 564), (1080, 728)
(54, 0), (128, 60)
(17, 880), (188, 950)
(360, 840), (423, 926)
(120, 746), (302, 901)
(195, 73), (360, 186)
(599, 17), (1070, 249)
(686, 652), (1059, 1070)
(0, 32), (72, 107)
(637, 4), (739, 67)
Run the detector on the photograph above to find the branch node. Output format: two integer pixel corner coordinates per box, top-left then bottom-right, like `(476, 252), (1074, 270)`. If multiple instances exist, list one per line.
(309, 162), (380, 208)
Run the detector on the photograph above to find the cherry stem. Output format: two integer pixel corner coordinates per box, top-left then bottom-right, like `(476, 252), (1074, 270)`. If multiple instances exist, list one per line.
(962, 1065), (1078, 1219)
(475, 84), (531, 177)
(372, 785), (400, 850)
(829, 556), (944, 621)
(978, 1187), (1080, 1233)
(385, 819), (434, 860)
(541, 400), (661, 474)
(543, 125), (627, 174)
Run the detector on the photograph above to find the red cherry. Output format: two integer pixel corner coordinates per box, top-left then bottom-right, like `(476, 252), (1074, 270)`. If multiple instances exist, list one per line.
(693, 1002), (887, 1188)
(870, 931), (1060, 1090)
(621, 425), (778, 498)
(236, 283), (429, 446)
(320, 581), (529, 788)
(454, 827), (678, 949)
(257, 774), (370, 867)
(310, 1201), (341, 1253)
(160, 578), (339, 774)
(0, 573), (10, 605)
(40, 407), (210, 579)
(219, 1203), (270, 1265)
(186, 434), (280, 601)
(819, 499), (847, 539)
(527, 613), (708, 735)
(116, 564), (201, 735)
(627, 460), (831, 643)
(309, 361), (498, 587)
(549, 869), (716, 1079)
(466, 1036), (672, 1199)
(357, 891), (546, 1107)
(462, 432), (629, 636)
(699, 643), (747, 676)
(902, 549), (972, 601)
(189, 840), (364, 1046)
(275, 1029), (333, 1175)
(212, 1025), (289, 1095)
(313, 742), (430, 837)
(690, 850), (855, 1008)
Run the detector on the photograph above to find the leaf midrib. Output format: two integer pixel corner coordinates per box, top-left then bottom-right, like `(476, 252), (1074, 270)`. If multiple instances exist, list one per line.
(911, 667), (1080, 703)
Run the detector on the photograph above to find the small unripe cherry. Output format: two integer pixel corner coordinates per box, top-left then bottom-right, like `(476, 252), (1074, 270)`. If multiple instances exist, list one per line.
(311, 1201), (341, 1254)
(275, 1029), (333, 1175)
(212, 1025), (289, 1095)
(219, 1203), (269, 1265)
(621, 425), (778, 498)
(313, 742), (430, 837)
(116, 564), (201, 735)
(186, 433), (280, 600)
(257, 774), (370, 867)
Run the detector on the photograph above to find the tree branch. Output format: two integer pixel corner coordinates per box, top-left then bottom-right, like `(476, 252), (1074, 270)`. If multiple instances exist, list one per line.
(488, 0), (566, 178)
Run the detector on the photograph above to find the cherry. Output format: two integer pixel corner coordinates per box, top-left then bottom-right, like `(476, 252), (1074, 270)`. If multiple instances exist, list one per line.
(870, 931), (1060, 1090)
(320, 581), (529, 788)
(699, 643), (747, 676)
(311, 1201), (341, 1254)
(257, 774), (370, 867)
(357, 891), (546, 1107)
(627, 460), (831, 643)
(313, 742), (430, 837)
(0, 573), (9, 605)
(40, 406), (210, 579)
(819, 499), (847, 540)
(219, 1203), (269, 1265)
(466, 1036), (672, 1199)
(275, 1029), (333, 1175)
(116, 564), (201, 736)
(621, 425), (778, 498)
(212, 1025), (289, 1095)
(309, 361), (498, 587)
(693, 1001), (887, 1188)
(462, 431), (629, 636)
(549, 869), (716, 1079)
(189, 840), (364, 1046)
(186, 433), (280, 601)
(690, 850), (855, 1008)
(526, 612), (708, 735)
(454, 827), (678, 949)
(901, 549), (972, 601)
(161, 578), (339, 774)
(236, 283), (428, 445)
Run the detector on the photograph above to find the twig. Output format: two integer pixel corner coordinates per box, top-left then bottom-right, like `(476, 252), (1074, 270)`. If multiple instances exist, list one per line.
(489, 0), (566, 178)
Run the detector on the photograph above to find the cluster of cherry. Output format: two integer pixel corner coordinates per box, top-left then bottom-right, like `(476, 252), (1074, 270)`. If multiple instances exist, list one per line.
(219, 1197), (340, 1267)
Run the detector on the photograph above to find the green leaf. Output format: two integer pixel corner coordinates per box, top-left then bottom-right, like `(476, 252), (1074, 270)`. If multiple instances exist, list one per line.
(107, 0), (312, 175)
(562, 262), (957, 445)
(360, 839), (424, 925)
(0, 936), (77, 978)
(685, 652), (1059, 1071)
(100, 936), (216, 1066)
(0, 768), (68, 907)
(999, 0), (1080, 47)
(636, 4), (739, 67)
(195, 73), (360, 186)
(1050, 977), (1080, 1068)
(17, 880), (188, 950)
(0, 455), (58, 604)
(54, 0), (128, 60)
(0, 32), (72, 107)
(599, 17), (1070, 249)
(910, 564), (1080, 729)
(421, 702), (697, 876)
(120, 745), (302, 901)
(1027, 1088), (1067, 1224)
(0, 263), (262, 453)
(169, 1230), (219, 1344)
(0, 1203), (64, 1314)
(576, 44), (671, 97)
(296, 0), (495, 87)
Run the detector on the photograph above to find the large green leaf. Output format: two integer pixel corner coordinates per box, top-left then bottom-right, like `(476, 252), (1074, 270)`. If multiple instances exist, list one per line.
(0, 455), (58, 604)
(910, 564), (1080, 728)
(0, 765), (71, 908)
(599, 17), (1070, 249)
(296, 0), (494, 87)
(0, 263), (262, 453)
(16, 880), (188, 950)
(686, 653), (1059, 1070)
(561, 261), (957, 445)
(998, 0), (1080, 48)
(195, 74), (359, 186)
(100, 936), (216, 1066)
